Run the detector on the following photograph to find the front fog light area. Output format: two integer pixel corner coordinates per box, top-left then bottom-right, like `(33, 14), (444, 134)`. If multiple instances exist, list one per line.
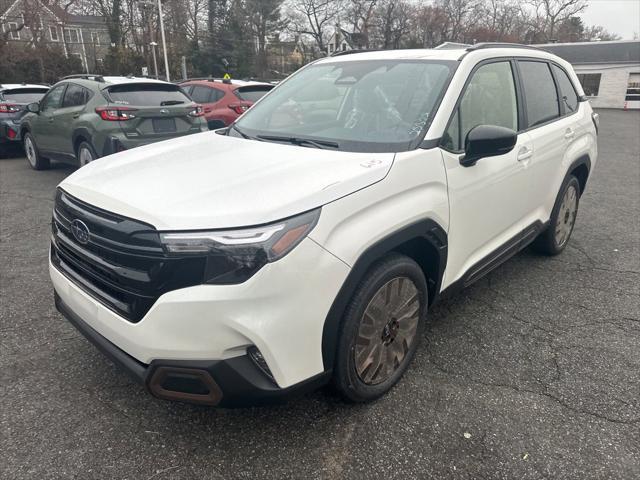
(248, 346), (275, 381)
(159, 209), (320, 284)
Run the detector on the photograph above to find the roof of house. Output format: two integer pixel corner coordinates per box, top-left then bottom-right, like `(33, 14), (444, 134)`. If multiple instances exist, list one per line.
(0, 0), (106, 25)
(536, 40), (640, 65)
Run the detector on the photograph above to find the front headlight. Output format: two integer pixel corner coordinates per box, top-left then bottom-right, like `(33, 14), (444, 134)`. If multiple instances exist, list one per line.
(159, 209), (320, 284)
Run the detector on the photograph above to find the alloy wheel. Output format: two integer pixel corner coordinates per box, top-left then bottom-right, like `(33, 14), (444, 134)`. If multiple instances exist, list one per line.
(354, 276), (420, 385)
(79, 146), (94, 166)
(25, 136), (36, 168)
(555, 184), (578, 248)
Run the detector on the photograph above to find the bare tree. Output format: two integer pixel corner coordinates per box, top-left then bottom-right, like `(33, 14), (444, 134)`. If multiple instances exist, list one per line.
(288, 0), (342, 53)
(526, 0), (588, 41)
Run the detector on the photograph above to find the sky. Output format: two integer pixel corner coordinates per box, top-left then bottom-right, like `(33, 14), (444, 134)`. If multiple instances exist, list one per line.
(580, 0), (640, 40)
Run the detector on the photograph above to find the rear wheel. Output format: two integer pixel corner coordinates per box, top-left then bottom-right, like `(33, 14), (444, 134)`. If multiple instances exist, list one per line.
(333, 254), (427, 402)
(533, 175), (580, 255)
(77, 141), (97, 167)
(24, 133), (50, 170)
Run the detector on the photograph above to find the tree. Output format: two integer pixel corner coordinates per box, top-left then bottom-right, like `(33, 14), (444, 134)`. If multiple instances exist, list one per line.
(288, 0), (341, 53)
(526, 0), (588, 42)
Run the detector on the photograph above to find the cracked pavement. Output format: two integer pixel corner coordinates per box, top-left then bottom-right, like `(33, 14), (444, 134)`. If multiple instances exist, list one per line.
(1, 110), (639, 479)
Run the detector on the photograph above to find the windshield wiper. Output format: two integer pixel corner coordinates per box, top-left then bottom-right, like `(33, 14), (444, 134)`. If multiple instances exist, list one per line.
(257, 135), (339, 149)
(230, 123), (260, 140)
(160, 100), (184, 106)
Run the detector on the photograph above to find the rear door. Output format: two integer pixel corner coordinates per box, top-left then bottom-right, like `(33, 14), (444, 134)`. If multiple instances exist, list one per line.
(189, 85), (227, 128)
(104, 83), (202, 142)
(516, 60), (573, 219)
(52, 83), (91, 156)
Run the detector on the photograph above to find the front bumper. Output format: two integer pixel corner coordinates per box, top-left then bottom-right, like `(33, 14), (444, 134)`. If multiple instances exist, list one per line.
(50, 237), (350, 405)
(55, 292), (329, 407)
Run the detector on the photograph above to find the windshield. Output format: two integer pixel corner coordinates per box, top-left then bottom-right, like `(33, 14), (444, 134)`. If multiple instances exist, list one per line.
(106, 84), (191, 106)
(234, 59), (456, 152)
(1, 88), (49, 103)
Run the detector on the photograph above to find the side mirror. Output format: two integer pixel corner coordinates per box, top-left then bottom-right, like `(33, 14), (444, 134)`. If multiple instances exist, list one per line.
(27, 102), (40, 114)
(460, 125), (517, 167)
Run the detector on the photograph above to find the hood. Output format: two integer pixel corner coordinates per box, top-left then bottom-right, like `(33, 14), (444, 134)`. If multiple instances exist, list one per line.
(60, 131), (394, 230)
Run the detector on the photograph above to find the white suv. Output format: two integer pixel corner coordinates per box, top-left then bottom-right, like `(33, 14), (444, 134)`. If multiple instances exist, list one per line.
(50, 44), (598, 407)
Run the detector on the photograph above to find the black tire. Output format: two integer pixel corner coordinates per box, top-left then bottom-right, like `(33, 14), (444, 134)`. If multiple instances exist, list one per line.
(76, 141), (98, 167)
(332, 253), (428, 402)
(23, 132), (50, 170)
(532, 175), (581, 255)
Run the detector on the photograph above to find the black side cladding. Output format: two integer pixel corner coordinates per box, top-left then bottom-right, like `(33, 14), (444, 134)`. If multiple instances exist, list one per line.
(50, 189), (207, 322)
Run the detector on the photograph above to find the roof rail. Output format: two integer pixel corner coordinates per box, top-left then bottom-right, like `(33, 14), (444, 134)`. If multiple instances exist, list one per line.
(466, 42), (543, 52)
(177, 77), (217, 84)
(61, 74), (105, 82)
(330, 49), (377, 57)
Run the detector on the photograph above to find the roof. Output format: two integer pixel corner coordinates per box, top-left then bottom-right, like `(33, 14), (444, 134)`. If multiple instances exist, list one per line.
(318, 48), (467, 64)
(0, 0), (106, 25)
(0, 84), (49, 91)
(536, 40), (640, 65)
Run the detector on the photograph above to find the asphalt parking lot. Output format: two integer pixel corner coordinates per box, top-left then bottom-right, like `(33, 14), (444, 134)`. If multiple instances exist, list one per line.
(1, 109), (639, 479)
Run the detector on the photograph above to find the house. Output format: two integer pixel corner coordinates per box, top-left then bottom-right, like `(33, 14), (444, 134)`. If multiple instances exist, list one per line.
(0, 0), (110, 73)
(326, 27), (367, 56)
(265, 34), (305, 76)
(538, 40), (640, 109)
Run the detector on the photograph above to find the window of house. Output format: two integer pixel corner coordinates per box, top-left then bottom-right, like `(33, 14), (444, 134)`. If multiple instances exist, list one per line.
(552, 64), (579, 114)
(625, 73), (640, 102)
(90, 31), (99, 45)
(64, 28), (80, 43)
(519, 60), (560, 127)
(8, 22), (20, 40)
(576, 73), (601, 97)
(328, 44), (334, 53)
(49, 25), (59, 41)
(443, 61), (518, 152)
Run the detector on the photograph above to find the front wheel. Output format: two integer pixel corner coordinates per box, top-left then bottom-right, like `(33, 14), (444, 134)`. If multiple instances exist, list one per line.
(532, 175), (581, 255)
(24, 132), (50, 170)
(333, 253), (428, 402)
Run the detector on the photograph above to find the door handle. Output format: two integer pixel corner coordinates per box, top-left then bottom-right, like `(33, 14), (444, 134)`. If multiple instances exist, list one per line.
(564, 128), (575, 140)
(48, 117), (54, 123)
(72, 113), (80, 119)
(517, 146), (533, 162)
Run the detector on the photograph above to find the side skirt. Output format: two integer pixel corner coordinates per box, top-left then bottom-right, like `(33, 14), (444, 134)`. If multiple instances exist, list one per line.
(438, 220), (548, 300)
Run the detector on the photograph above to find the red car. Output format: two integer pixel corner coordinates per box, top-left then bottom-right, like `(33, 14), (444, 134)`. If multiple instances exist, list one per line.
(179, 79), (274, 130)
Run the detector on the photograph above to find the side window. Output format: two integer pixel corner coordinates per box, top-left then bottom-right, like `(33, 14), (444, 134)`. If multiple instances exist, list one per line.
(552, 65), (579, 114)
(209, 88), (225, 103)
(61, 84), (87, 108)
(191, 86), (213, 104)
(443, 61), (518, 152)
(519, 61), (560, 127)
(40, 85), (66, 111)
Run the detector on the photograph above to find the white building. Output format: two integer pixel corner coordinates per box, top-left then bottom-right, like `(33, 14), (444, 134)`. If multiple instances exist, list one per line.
(538, 40), (640, 110)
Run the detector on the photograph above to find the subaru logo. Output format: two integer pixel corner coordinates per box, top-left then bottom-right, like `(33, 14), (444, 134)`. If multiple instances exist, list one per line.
(160, 108), (169, 114)
(70, 219), (90, 245)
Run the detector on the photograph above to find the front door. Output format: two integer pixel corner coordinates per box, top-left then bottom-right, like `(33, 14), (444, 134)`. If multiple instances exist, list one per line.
(32, 84), (66, 152)
(439, 60), (535, 288)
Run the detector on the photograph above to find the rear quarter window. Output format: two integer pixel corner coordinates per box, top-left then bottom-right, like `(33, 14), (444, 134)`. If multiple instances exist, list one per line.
(106, 84), (191, 106)
(551, 64), (579, 114)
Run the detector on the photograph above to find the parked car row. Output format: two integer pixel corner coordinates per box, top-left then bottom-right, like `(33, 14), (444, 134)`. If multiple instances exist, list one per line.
(0, 83), (50, 145)
(0, 75), (273, 169)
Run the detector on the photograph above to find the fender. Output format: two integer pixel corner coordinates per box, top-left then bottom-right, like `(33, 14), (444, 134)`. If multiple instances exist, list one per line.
(321, 218), (447, 371)
(566, 154), (591, 195)
(72, 127), (93, 153)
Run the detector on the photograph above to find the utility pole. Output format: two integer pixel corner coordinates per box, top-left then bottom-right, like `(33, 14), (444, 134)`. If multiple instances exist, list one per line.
(150, 42), (159, 79)
(157, 0), (170, 81)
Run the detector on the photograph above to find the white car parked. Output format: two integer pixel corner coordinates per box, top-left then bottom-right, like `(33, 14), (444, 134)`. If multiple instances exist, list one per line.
(50, 43), (598, 407)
